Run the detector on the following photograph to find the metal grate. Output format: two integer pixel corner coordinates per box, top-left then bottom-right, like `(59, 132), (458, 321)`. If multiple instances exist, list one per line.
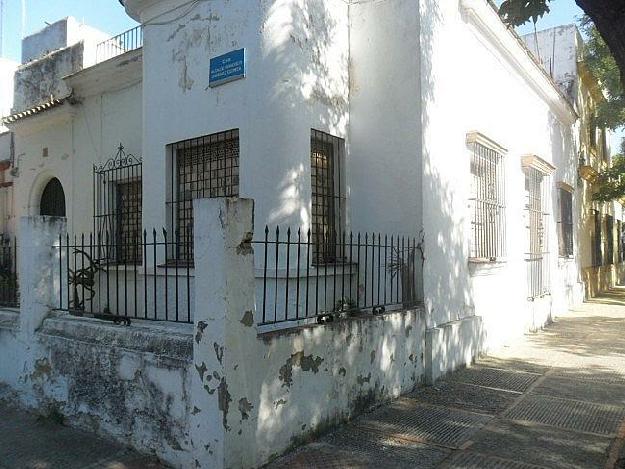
(606, 214), (614, 265)
(620, 220), (625, 262)
(525, 168), (550, 299)
(557, 188), (574, 257)
(115, 181), (142, 264)
(469, 141), (506, 261)
(310, 129), (345, 264)
(167, 129), (240, 263)
(93, 144), (142, 265)
(592, 209), (602, 267)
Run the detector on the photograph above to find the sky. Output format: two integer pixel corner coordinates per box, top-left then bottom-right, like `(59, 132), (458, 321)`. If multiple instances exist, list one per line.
(0, 0), (137, 61)
(0, 0), (621, 151)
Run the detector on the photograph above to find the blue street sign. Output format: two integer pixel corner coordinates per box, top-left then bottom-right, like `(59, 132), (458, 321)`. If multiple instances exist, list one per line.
(209, 49), (246, 88)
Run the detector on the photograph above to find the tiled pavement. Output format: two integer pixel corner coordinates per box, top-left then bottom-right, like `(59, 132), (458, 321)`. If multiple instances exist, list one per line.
(0, 398), (165, 469)
(267, 288), (625, 469)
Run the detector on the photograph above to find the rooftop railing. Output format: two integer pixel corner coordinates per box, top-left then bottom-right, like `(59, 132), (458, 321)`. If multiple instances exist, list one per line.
(95, 25), (143, 64)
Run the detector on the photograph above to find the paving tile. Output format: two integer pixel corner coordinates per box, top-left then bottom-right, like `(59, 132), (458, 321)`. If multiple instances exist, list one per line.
(410, 381), (520, 415)
(468, 419), (612, 469)
(550, 367), (625, 385)
(445, 366), (541, 393)
(503, 394), (625, 436)
(356, 398), (492, 448)
(266, 442), (372, 469)
(0, 404), (165, 469)
(531, 375), (625, 407)
(476, 357), (551, 375)
(323, 426), (450, 468)
(441, 450), (549, 469)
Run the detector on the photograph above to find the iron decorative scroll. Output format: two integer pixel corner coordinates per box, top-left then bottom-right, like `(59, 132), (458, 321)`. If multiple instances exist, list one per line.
(94, 144), (142, 173)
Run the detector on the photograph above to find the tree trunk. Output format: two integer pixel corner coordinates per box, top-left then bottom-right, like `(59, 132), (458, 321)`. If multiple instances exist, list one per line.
(576, 0), (625, 89)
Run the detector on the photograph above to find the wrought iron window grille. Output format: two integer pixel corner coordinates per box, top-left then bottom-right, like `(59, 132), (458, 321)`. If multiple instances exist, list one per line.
(310, 129), (346, 265)
(166, 129), (240, 264)
(93, 144), (143, 265)
(525, 168), (551, 300)
(557, 188), (574, 258)
(468, 139), (506, 262)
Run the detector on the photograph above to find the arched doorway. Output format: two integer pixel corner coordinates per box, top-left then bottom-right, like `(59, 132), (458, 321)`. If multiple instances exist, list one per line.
(40, 178), (66, 217)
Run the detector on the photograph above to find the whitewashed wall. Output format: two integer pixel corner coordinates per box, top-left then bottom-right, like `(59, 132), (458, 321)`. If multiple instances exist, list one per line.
(419, 0), (579, 348)
(10, 63), (142, 236)
(137, 0), (349, 239)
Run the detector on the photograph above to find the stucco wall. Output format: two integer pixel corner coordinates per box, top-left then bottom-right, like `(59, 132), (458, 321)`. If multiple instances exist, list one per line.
(0, 311), (195, 468)
(14, 43), (83, 112)
(191, 198), (428, 469)
(11, 71), (142, 235)
(139, 0), (349, 238)
(419, 0), (579, 348)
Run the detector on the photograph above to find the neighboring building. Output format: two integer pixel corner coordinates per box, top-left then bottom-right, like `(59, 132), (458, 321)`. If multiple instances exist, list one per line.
(0, 2), (614, 469)
(4, 17), (141, 238)
(523, 25), (623, 298)
(0, 58), (18, 237)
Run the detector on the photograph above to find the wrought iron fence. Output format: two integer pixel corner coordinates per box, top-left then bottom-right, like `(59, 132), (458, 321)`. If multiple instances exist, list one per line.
(95, 25), (143, 64)
(56, 229), (193, 324)
(0, 236), (18, 308)
(253, 226), (423, 328)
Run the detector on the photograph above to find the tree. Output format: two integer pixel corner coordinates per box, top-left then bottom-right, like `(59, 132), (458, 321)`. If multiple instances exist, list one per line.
(499, 0), (625, 90)
(592, 139), (625, 202)
(580, 16), (625, 131)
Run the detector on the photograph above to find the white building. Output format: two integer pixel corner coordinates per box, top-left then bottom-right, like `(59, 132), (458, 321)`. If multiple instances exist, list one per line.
(0, 2), (606, 468)
(523, 24), (624, 297)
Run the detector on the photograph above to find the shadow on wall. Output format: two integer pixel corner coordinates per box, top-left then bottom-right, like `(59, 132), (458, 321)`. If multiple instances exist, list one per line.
(420, 0), (474, 329)
(261, 0), (348, 230)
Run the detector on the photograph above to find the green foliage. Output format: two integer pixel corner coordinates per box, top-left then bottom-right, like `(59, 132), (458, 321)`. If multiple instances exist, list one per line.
(499, 0), (550, 27)
(593, 140), (625, 202)
(580, 16), (625, 131)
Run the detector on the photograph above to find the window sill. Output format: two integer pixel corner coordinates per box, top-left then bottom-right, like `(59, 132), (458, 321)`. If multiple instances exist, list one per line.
(468, 257), (507, 265)
(468, 258), (506, 276)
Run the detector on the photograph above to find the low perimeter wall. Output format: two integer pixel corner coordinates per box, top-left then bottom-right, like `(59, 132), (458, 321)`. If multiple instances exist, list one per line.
(0, 310), (195, 468)
(0, 207), (483, 469)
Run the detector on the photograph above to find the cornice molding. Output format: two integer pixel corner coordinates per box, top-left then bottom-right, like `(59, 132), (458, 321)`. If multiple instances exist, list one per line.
(522, 154), (556, 175)
(459, 0), (578, 125)
(466, 131), (508, 154)
(557, 181), (575, 193)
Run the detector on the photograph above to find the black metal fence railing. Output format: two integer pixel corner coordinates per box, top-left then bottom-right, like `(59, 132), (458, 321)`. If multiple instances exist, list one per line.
(253, 227), (423, 327)
(0, 237), (18, 308)
(95, 25), (143, 64)
(56, 229), (193, 324)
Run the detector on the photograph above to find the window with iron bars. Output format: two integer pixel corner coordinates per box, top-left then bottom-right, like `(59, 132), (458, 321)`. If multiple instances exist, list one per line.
(310, 129), (346, 265)
(618, 220), (624, 263)
(525, 168), (550, 299)
(468, 137), (506, 261)
(592, 209), (602, 267)
(167, 129), (240, 263)
(557, 187), (574, 257)
(606, 214), (614, 265)
(93, 145), (143, 265)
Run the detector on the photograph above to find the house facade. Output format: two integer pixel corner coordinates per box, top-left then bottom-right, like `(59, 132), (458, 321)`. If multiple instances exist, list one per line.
(0, 1), (617, 468)
(523, 24), (624, 298)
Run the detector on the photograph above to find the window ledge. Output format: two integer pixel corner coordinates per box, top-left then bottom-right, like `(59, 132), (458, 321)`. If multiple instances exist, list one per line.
(468, 257), (507, 264)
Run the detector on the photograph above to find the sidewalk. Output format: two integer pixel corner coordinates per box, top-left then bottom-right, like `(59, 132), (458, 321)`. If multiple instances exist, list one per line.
(0, 398), (165, 469)
(268, 288), (625, 469)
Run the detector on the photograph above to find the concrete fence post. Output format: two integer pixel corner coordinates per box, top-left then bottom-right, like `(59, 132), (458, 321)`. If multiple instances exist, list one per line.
(18, 216), (67, 337)
(190, 198), (256, 469)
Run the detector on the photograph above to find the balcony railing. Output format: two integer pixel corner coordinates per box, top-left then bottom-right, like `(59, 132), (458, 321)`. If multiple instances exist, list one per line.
(95, 25), (143, 64)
